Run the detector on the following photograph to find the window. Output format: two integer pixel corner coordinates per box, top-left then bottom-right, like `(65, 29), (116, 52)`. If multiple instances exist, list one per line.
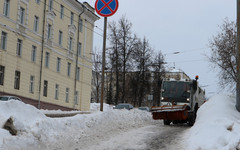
(55, 84), (59, 100)
(69, 37), (73, 51)
(74, 91), (79, 105)
(34, 16), (39, 32)
(47, 24), (52, 39)
(43, 80), (48, 97)
(57, 57), (61, 72)
(76, 67), (80, 80)
(16, 39), (22, 56)
(1, 31), (7, 50)
(67, 62), (71, 77)
(0, 66), (5, 85)
(20, 7), (25, 24)
(65, 88), (69, 103)
(14, 71), (20, 90)
(29, 75), (34, 93)
(35, 0), (40, 4)
(78, 42), (82, 56)
(31, 45), (36, 62)
(58, 30), (62, 45)
(49, 0), (53, 11)
(45, 52), (50, 68)
(60, 5), (64, 19)
(79, 18), (83, 32)
(3, 0), (10, 17)
(70, 12), (74, 25)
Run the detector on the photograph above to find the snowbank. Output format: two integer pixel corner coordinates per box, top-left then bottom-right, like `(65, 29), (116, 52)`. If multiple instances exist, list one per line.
(0, 101), (153, 150)
(2, 96), (239, 150)
(185, 94), (240, 150)
(90, 102), (113, 112)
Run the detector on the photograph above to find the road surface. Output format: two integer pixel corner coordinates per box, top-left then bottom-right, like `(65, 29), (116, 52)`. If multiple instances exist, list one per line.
(145, 124), (189, 150)
(87, 121), (189, 150)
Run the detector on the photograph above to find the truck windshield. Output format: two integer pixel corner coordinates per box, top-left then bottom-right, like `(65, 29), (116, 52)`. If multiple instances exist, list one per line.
(162, 81), (191, 102)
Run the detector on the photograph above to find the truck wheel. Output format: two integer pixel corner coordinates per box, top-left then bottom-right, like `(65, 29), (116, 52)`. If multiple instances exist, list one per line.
(172, 120), (178, 124)
(188, 116), (195, 126)
(188, 111), (196, 126)
(163, 120), (171, 125)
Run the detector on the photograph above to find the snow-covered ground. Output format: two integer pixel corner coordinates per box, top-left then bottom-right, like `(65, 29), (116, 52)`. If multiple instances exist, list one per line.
(184, 94), (240, 150)
(0, 101), (155, 150)
(0, 94), (239, 150)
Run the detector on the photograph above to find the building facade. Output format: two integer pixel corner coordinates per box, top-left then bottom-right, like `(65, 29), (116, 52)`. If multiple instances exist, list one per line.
(164, 68), (191, 81)
(0, 0), (99, 111)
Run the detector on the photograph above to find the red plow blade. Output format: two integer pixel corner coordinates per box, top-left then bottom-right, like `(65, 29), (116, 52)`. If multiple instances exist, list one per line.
(151, 105), (189, 120)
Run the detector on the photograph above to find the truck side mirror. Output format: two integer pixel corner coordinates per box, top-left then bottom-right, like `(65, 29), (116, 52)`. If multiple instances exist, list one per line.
(192, 80), (197, 91)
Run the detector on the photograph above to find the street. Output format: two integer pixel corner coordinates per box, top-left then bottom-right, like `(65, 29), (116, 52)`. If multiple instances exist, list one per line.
(145, 124), (189, 150)
(87, 121), (189, 150)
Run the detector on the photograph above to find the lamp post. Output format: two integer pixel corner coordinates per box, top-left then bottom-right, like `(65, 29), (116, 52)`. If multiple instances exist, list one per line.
(236, 0), (240, 111)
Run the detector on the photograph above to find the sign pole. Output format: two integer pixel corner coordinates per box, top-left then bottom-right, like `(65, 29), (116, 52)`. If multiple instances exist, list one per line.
(236, 0), (240, 112)
(95, 0), (118, 111)
(100, 17), (107, 111)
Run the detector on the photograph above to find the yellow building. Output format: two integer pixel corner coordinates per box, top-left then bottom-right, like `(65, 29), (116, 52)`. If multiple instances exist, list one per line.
(0, 0), (99, 111)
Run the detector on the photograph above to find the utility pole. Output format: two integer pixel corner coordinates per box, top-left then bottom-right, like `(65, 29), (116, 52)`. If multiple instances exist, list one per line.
(100, 17), (107, 111)
(236, 0), (240, 112)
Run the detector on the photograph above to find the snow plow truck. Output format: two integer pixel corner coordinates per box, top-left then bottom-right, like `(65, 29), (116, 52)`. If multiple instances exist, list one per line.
(151, 76), (205, 126)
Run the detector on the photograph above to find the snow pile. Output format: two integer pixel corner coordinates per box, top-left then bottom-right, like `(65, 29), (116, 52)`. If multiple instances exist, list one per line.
(0, 100), (46, 132)
(90, 102), (113, 112)
(0, 101), (153, 150)
(40, 109), (82, 114)
(185, 94), (240, 150)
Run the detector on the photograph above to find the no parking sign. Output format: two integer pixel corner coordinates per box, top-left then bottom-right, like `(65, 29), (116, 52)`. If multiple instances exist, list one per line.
(95, 0), (118, 17)
(95, 0), (118, 111)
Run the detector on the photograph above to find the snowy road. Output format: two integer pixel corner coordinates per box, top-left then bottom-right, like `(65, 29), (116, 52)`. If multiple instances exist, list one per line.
(145, 124), (189, 150)
(87, 122), (189, 150)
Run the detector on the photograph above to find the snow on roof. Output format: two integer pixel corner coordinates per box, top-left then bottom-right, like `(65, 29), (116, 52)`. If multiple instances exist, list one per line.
(168, 68), (183, 73)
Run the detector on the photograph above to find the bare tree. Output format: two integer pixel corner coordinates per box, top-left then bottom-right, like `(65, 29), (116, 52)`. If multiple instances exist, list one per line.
(130, 37), (153, 106)
(108, 21), (121, 104)
(118, 16), (137, 103)
(152, 52), (165, 106)
(107, 16), (165, 106)
(108, 16), (137, 104)
(209, 18), (237, 89)
(91, 49), (102, 103)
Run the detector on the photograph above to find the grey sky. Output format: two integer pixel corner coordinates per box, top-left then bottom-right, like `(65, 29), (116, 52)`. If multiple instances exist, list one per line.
(79, 0), (236, 97)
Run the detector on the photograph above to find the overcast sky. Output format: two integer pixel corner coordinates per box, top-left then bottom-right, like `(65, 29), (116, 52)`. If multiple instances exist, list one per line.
(79, 0), (236, 97)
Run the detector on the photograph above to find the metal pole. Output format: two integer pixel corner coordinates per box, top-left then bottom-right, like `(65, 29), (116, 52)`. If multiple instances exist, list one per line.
(236, 0), (240, 112)
(100, 17), (107, 111)
(38, 0), (47, 109)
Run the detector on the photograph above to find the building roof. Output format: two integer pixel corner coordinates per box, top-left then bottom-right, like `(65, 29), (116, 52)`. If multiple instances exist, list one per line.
(75, 0), (100, 20)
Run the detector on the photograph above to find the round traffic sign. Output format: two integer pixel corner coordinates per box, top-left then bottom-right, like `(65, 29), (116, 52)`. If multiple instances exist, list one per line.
(95, 0), (119, 17)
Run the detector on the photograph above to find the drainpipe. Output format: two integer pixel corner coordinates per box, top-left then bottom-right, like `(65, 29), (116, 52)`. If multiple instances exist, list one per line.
(38, 0), (47, 109)
(74, 5), (85, 109)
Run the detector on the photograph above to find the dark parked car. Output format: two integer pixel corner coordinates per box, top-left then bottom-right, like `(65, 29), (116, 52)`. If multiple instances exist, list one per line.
(0, 96), (22, 101)
(114, 103), (134, 110)
(138, 106), (150, 112)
